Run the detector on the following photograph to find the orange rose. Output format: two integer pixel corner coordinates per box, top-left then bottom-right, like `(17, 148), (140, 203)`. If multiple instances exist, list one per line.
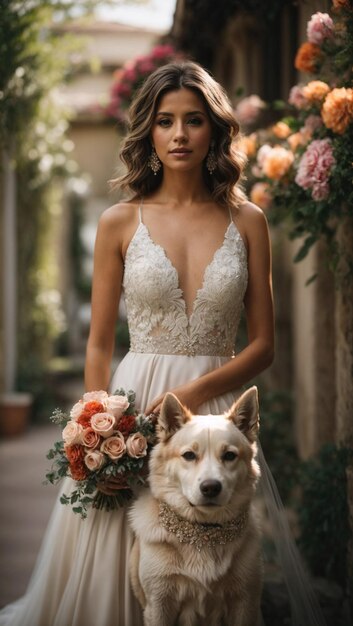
(250, 183), (272, 211)
(322, 87), (353, 134)
(302, 80), (330, 103)
(295, 42), (323, 73)
(237, 134), (257, 157)
(262, 146), (294, 180)
(77, 401), (105, 428)
(65, 444), (88, 481)
(332, 0), (351, 9)
(272, 122), (291, 139)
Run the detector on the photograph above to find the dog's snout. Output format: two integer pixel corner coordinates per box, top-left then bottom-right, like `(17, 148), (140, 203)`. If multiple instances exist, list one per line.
(199, 480), (222, 498)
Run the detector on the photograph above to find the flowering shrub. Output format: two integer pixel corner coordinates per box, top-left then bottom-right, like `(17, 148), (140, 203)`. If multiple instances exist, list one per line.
(106, 44), (182, 122)
(244, 2), (353, 266)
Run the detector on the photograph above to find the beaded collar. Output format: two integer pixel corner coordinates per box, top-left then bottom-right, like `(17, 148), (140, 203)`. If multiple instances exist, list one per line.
(158, 501), (249, 552)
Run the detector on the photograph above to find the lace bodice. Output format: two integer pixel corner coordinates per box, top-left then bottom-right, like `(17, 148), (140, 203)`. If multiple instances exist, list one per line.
(123, 212), (248, 357)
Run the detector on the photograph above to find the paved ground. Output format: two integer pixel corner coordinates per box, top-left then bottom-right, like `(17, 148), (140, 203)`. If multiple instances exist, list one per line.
(0, 425), (61, 607)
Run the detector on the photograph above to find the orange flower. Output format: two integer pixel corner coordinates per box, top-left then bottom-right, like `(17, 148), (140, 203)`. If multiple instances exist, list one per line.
(302, 80), (330, 103)
(272, 122), (291, 139)
(322, 87), (353, 134)
(332, 0), (351, 9)
(65, 444), (88, 481)
(250, 183), (272, 210)
(77, 401), (105, 428)
(237, 134), (257, 157)
(262, 146), (294, 180)
(295, 42), (323, 73)
(287, 130), (311, 152)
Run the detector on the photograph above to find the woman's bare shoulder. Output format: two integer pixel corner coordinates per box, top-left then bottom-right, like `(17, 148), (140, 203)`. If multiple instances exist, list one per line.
(99, 198), (140, 229)
(232, 201), (269, 250)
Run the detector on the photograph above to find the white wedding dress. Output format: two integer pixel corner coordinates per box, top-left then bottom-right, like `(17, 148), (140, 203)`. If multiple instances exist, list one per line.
(0, 206), (325, 626)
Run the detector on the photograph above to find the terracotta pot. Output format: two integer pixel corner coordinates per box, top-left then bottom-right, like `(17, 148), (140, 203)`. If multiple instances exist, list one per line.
(0, 393), (33, 437)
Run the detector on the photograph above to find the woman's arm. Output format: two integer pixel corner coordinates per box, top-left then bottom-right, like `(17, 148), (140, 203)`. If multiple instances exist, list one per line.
(145, 203), (274, 414)
(85, 204), (136, 391)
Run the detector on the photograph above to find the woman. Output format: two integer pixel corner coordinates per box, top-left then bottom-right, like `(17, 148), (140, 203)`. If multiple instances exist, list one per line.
(0, 61), (324, 626)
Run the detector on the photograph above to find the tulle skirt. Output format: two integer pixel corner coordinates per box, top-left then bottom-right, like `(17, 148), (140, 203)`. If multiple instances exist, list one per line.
(0, 351), (241, 626)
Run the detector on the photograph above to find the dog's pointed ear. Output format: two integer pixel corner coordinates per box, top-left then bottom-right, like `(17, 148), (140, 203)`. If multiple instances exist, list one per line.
(227, 386), (259, 442)
(158, 393), (191, 441)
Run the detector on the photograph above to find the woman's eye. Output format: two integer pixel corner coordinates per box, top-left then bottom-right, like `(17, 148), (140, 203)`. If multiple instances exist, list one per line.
(222, 451), (237, 462)
(157, 118), (171, 127)
(182, 451), (197, 461)
(187, 117), (202, 126)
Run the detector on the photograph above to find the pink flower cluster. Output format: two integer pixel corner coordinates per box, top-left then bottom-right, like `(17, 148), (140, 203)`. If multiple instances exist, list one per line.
(307, 12), (334, 44)
(295, 138), (336, 201)
(107, 44), (179, 121)
(235, 95), (266, 126)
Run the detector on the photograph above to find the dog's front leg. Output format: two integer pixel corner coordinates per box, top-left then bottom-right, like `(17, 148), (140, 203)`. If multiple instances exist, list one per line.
(143, 596), (179, 626)
(226, 595), (261, 626)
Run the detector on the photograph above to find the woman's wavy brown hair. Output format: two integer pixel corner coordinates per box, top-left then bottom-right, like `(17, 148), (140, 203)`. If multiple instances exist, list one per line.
(111, 61), (247, 209)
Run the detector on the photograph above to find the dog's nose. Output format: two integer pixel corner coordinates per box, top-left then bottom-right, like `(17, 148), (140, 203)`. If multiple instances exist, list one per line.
(200, 480), (222, 498)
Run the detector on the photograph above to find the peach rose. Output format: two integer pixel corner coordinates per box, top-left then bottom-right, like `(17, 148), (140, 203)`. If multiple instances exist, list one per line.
(256, 144), (272, 167)
(91, 412), (116, 438)
(262, 146), (294, 180)
(106, 395), (130, 419)
(82, 427), (101, 450)
(126, 432), (148, 458)
(62, 420), (83, 445)
(83, 390), (109, 406)
(295, 42), (323, 74)
(302, 80), (330, 103)
(272, 122), (291, 139)
(237, 134), (257, 157)
(250, 182), (272, 211)
(100, 432), (126, 460)
(322, 87), (353, 134)
(70, 401), (84, 420)
(287, 131), (311, 152)
(84, 450), (106, 471)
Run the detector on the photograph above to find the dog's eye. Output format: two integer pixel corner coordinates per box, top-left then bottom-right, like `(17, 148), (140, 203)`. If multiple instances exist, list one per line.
(182, 451), (197, 461)
(222, 451), (237, 462)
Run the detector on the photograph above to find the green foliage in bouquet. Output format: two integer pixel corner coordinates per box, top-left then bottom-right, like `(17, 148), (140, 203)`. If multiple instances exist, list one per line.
(241, 2), (353, 271)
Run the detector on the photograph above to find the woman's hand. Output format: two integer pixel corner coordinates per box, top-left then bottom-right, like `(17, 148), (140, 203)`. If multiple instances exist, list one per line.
(145, 381), (205, 416)
(97, 475), (130, 495)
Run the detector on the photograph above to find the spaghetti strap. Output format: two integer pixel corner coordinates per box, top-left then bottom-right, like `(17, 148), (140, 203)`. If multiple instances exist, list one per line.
(138, 198), (144, 224)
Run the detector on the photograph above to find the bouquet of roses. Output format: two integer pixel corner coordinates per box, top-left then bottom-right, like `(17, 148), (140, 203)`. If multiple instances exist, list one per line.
(45, 389), (156, 518)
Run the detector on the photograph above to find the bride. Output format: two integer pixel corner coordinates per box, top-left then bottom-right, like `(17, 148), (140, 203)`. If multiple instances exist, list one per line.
(0, 61), (325, 626)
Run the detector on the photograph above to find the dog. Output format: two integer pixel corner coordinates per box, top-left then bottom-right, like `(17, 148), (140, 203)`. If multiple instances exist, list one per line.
(129, 386), (262, 626)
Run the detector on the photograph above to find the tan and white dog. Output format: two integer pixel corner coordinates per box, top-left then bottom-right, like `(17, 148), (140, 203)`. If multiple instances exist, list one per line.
(129, 387), (262, 626)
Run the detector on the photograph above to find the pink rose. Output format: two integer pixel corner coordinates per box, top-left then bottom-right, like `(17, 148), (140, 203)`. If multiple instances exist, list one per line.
(62, 420), (83, 445)
(307, 12), (334, 45)
(70, 401), (84, 420)
(91, 412), (116, 438)
(288, 85), (307, 109)
(126, 432), (148, 459)
(100, 433), (126, 460)
(295, 138), (335, 201)
(106, 395), (130, 419)
(235, 95), (266, 125)
(83, 390), (109, 406)
(81, 427), (101, 450)
(84, 450), (106, 471)
(304, 115), (323, 134)
(256, 144), (272, 168)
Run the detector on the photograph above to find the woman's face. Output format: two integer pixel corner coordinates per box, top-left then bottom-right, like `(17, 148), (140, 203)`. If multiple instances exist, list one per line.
(151, 87), (212, 173)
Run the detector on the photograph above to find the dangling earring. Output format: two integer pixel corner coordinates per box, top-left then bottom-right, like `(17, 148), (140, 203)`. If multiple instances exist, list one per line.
(148, 147), (162, 175)
(206, 143), (217, 174)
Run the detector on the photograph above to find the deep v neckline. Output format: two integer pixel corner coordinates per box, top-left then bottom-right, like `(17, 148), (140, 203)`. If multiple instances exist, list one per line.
(136, 220), (234, 320)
